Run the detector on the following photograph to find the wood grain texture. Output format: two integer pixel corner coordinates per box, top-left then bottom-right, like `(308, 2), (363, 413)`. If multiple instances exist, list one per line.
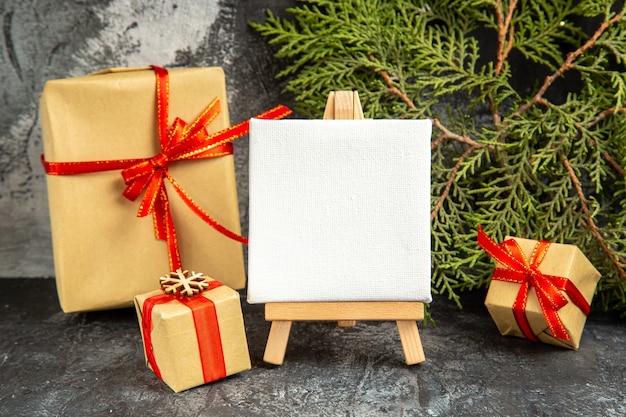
(396, 320), (426, 364)
(263, 320), (292, 365)
(265, 301), (425, 321)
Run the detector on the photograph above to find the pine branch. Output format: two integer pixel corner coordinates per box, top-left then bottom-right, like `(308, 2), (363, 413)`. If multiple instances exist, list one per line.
(494, 0), (518, 76)
(516, 11), (625, 116)
(372, 57), (418, 111)
(375, 53), (486, 223)
(374, 55), (484, 149)
(489, 0), (516, 126)
(431, 146), (478, 221)
(253, 0), (626, 314)
(587, 106), (626, 177)
(564, 159), (626, 279)
(591, 106), (626, 127)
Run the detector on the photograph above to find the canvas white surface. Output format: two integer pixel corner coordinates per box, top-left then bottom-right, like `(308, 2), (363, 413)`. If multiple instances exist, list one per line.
(247, 118), (432, 303)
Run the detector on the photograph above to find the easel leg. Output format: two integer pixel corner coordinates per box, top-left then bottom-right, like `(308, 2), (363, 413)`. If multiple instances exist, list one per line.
(396, 320), (426, 365)
(263, 320), (293, 365)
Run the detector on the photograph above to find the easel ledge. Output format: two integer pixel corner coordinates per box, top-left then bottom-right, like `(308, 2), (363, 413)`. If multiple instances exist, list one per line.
(266, 301), (424, 321)
(263, 301), (426, 366)
(261, 91), (427, 366)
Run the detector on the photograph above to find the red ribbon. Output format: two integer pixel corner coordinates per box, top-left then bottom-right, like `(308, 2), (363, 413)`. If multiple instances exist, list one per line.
(141, 280), (226, 385)
(477, 226), (590, 342)
(42, 65), (292, 271)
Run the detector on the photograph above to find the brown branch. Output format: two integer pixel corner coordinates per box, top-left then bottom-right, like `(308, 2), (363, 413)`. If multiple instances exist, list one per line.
(372, 57), (487, 222)
(431, 146), (477, 221)
(494, 0), (506, 74)
(495, 0), (504, 30)
(376, 65), (417, 111)
(496, 13), (623, 147)
(516, 12), (624, 116)
(488, 100), (502, 128)
(602, 151), (626, 176)
(504, 24), (515, 63)
(431, 134), (448, 150)
(590, 106), (626, 128)
(563, 159), (626, 279)
(431, 118), (484, 149)
(585, 107), (626, 176)
(372, 56), (485, 150)
(490, 1), (518, 128)
(494, 0), (518, 77)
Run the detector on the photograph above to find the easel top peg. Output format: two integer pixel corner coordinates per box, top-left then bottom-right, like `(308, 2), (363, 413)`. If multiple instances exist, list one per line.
(322, 91), (365, 120)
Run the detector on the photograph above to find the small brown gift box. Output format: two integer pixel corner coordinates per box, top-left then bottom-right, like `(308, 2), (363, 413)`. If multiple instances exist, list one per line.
(40, 67), (245, 312)
(482, 231), (601, 350)
(135, 280), (251, 393)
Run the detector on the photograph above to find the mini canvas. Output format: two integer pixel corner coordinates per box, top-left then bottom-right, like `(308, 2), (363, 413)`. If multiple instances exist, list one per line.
(247, 118), (432, 303)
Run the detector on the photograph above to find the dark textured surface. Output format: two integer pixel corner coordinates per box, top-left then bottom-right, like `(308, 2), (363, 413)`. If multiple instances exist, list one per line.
(1, 278), (624, 416)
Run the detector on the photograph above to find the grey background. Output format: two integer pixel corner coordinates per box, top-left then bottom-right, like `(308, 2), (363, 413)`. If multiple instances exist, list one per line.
(0, 0), (296, 277)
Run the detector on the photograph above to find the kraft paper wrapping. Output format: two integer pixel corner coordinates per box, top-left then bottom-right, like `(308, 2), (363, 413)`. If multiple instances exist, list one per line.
(247, 118), (432, 303)
(135, 287), (251, 393)
(41, 67), (245, 313)
(484, 236), (601, 350)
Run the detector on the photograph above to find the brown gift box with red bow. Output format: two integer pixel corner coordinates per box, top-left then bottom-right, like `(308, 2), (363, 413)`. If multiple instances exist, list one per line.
(482, 231), (601, 350)
(40, 67), (246, 312)
(134, 276), (251, 393)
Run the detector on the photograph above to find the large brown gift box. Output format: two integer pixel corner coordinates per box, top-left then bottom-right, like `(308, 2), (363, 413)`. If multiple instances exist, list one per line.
(484, 235), (601, 350)
(40, 67), (245, 312)
(135, 281), (251, 393)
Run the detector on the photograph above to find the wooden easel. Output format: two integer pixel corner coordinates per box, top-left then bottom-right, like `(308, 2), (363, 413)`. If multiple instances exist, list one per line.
(262, 91), (426, 366)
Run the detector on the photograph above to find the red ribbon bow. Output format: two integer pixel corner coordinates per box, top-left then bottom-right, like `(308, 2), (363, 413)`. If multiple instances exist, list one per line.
(42, 65), (292, 271)
(477, 226), (590, 342)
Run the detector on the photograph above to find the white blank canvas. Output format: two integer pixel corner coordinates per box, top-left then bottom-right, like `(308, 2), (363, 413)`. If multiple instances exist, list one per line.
(247, 118), (432, 303)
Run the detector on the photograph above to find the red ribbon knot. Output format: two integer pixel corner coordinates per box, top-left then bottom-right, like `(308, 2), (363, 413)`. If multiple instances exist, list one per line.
(150, 153), (169, 171)
(477, 226), (590, 342)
